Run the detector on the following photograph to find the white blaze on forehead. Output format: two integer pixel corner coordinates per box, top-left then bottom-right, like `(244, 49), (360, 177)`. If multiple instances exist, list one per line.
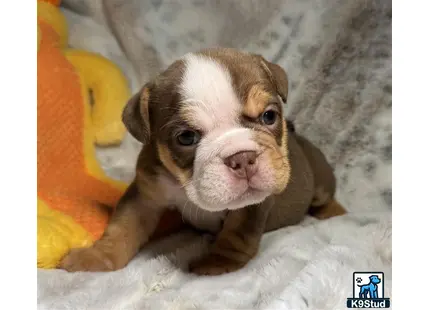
(179, 53), (240, 131)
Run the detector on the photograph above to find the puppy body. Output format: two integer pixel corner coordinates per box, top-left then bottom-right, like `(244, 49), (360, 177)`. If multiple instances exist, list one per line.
(60, 48), (345, 275)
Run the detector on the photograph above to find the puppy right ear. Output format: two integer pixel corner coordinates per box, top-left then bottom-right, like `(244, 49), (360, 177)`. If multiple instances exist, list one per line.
(122, 84), (152, 144)
(251, 54), (289, 103)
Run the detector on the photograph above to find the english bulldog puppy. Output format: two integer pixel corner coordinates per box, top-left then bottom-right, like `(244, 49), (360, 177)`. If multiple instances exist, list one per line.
(60, 48), (346, 275)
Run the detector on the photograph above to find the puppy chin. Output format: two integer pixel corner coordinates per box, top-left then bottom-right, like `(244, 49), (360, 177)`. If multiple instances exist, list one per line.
(185, 183), (270, 212)
(184, 164), (273, 212)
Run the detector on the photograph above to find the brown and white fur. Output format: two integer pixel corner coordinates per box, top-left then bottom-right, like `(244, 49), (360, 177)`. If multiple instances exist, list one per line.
(59, 48), (346, 275)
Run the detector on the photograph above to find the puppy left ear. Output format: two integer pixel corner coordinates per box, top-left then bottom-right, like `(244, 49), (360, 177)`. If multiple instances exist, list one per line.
(253, 54), (289, 103)
(122, 83), (152, 145)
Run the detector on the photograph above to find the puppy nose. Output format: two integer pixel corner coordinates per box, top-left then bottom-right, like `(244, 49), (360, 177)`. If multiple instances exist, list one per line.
(224, 151), (258, 179)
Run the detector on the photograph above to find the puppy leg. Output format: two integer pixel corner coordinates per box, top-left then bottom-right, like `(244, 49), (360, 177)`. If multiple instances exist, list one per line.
(190, 202), (271, 276)
(59, 182), (163, 272)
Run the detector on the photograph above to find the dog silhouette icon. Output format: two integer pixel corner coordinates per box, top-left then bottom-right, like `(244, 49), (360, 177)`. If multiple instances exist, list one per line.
(358, 275), (381, 299)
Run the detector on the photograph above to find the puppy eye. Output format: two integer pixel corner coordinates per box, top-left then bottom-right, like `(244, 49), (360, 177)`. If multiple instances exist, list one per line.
(260, 110), (277, 125)
(177, 130), (201, 146)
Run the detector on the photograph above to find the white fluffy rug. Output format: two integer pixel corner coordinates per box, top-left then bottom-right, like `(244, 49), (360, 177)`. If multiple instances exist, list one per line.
(38, 212), (391, 309)
(37, 0), (392, 309)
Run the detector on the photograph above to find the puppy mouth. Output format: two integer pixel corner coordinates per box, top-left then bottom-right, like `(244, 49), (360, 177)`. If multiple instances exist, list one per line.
(240, 182), (268, 196)
(186, 159), (276, 211)
(195, 183), (269, 211)
(225, 170), (271, 198)
(240, 188), (268, 203)
(224, 188), (269, 210)
(237, 185), (265, 198)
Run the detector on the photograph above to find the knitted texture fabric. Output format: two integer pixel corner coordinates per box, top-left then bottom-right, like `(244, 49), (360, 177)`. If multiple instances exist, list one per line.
(37, 20), (126, 239)
(37, 0), (130, 268)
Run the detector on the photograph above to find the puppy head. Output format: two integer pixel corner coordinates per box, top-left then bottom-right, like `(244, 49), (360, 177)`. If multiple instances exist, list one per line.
(123, 48), (291, 212)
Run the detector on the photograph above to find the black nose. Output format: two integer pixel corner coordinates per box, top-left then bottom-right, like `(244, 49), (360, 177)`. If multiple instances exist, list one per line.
(224, 151), (258, 179)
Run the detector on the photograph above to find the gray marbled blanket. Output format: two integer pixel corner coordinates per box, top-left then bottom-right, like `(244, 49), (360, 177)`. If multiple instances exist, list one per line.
(38, 1), (392, 309)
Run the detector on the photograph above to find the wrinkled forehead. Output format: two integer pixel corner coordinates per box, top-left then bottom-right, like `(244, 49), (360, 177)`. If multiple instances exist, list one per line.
(176, 51), (279, 132)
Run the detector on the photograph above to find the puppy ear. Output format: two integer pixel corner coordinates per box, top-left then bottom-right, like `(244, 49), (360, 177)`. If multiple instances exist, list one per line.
(122, 84), (152, 144)
(253, 55), (289, 103)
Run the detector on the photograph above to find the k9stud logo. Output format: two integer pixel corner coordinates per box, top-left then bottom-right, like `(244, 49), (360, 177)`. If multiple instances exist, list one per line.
(346, 272), (391, 308)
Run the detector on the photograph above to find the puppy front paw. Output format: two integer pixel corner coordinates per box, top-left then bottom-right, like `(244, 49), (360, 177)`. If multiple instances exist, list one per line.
(58, 246), (118, 272)
(189, 254), (245, 276)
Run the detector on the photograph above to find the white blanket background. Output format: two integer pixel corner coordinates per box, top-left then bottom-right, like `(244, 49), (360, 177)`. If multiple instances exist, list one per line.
(37, 0), (392, 309)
